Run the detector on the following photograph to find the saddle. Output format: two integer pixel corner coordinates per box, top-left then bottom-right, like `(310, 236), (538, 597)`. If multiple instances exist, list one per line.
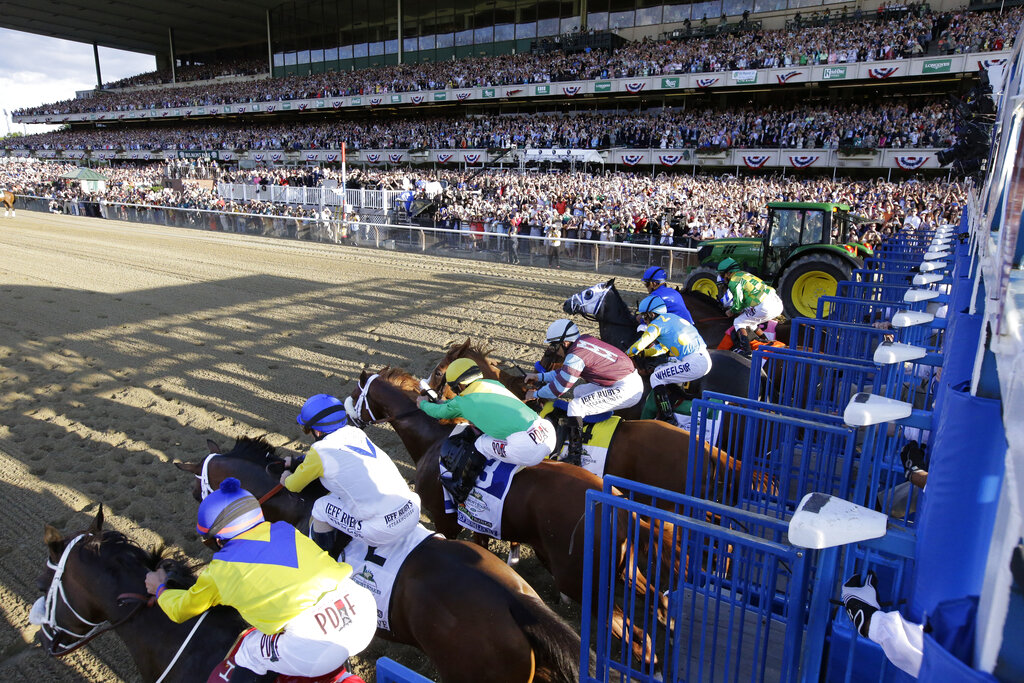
(439, 426), (488, 505)
(209, 627), (363, 682)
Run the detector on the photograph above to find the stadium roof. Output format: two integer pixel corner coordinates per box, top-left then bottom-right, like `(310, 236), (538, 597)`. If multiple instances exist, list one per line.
(0, 0), (281, 56)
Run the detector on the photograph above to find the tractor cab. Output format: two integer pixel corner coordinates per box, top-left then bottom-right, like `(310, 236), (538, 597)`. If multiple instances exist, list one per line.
(762, 202), (851, 275)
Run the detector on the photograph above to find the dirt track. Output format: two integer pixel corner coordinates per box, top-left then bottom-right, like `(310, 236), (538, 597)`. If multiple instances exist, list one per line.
(0, 212), (648, 681)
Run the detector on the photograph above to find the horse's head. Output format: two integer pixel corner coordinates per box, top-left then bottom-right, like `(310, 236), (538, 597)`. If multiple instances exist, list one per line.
(175, 436), (282, 503)
(563, 278), (615, 319)
(427, 338), (525, 398)
(345, 367), (421, 429)
(34, 506), (185, 656)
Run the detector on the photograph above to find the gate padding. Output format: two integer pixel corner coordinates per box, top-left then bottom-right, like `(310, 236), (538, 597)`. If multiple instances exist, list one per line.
(581, 476), (811, 683)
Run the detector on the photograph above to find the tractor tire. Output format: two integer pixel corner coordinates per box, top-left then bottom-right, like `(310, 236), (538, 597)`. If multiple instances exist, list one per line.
(683, 266), (721, 299)
(777, 253), (854, 318)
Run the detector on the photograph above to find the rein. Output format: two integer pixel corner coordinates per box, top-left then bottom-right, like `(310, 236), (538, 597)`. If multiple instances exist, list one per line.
(196, 452), (287, 504)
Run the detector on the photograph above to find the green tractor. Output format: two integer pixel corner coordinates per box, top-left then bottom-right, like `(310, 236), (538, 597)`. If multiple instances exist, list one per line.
(683, 202), (874, 318)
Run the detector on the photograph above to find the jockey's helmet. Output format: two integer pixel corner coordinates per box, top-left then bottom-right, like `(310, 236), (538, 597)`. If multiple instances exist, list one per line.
(638, 295), (669, 315)
(196, 478), (264, 542)
(717, 257), (742, 273)
(297, 394), (348, 434)
(544, 319), (581, 345)
(641, 266), (668, 284)
(445, 358), (484, 394)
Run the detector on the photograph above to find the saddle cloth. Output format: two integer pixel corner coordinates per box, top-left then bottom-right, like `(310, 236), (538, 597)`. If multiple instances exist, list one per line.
(439, 455), (520, 539)
(538, 402), (621, 478)
(341, 524), (436, 632)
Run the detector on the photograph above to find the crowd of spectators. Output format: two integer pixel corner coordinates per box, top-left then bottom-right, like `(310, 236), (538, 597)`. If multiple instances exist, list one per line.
(1, 158), (965, 252)
(13, 6), (1017, 117)
(8, 98), (956, 152)
(99, 57), (268, 90)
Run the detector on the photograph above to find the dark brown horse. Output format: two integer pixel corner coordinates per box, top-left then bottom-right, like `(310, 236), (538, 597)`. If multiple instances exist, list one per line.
(2, 190), (15, 217)
(428, 340), (749, 505)
(35, 506), (247, 682)
(177, 436), (582, 683)
(346, 367), (674, 663)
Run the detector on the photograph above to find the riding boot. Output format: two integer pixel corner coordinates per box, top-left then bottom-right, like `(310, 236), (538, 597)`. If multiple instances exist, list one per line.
(309, 527), (352, 557)
(653, 385), (676, 424)
(565, 417), (584, 467)
(733, 330), (753, 357)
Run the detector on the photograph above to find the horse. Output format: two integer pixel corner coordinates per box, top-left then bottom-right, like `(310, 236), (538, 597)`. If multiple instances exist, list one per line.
(176, 436), (583, 683)
(427, 339), (750, 504)
(34, 505), (249, 682)
(2, 190), (15, 218)
(345, 367), (676, 663)
(564, 278), (789, 351)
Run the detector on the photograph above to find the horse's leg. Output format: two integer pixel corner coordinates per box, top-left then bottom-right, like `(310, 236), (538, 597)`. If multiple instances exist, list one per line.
(414, 459), (462, 539)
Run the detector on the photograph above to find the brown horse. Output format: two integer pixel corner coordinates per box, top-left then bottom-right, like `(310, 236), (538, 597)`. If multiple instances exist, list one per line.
(35, 506), (248, 682)
(428, 340), (749, 505)
(346, 367), (674, 663)
(2, 190), (15, 217)
(176, 436), (582, 683)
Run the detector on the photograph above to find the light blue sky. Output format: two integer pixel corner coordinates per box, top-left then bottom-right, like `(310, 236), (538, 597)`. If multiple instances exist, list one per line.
(0, 28), (154, 134)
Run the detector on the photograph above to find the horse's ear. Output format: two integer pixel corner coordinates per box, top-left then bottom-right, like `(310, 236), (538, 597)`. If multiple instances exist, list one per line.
(207, 438), (222, 454)
(175, 461), (202, 475)
(89, 505), (104, 536)
(44, 524), (66, 563)
(606, 278), (615, 287)
(457, 338), (472, 355)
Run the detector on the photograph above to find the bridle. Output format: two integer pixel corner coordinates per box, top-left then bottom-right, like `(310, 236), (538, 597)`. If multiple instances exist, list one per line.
(194, 451), (288, 505)
(344, 373), (421, 428)
(34, 532), (210, 682)
(33, 533), (145, 656)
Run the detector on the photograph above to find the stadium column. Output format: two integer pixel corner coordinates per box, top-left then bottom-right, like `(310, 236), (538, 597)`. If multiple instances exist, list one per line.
(168, 27), (176, 83)
(266, 9), (273, 75)
(397, 0), (403, 64)
(92, 42), (102, 88)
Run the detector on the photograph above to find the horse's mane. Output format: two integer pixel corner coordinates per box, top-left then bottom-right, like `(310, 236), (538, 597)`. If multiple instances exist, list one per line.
(82, 530), (198, 585)
(223, 435), (279, 464)
(444, 340), (498, 369)
(376, 366), (421, 392)
(683, 289), (725, 310)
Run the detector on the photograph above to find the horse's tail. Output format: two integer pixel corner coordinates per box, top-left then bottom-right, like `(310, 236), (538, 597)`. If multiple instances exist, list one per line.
(510, 594), (583, 683)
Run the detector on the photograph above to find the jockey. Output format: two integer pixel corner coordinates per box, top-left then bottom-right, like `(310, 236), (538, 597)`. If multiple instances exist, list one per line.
(627, 295), (711, 423)
(641, 265), (694, 323)
(145, 478), (375, 682)
(417, 358), (555, 499)
(717, 257), (784, 356)
(524, 319), (643, 463)
(281, 394), (421, 554)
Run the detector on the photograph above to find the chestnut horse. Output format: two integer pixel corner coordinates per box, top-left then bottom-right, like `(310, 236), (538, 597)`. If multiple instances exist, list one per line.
(176, 436), (582, 683)
(34, 506), (248, 682)
(428, 340), (748, 504)
(2, 190), (15, 217)
(346, 367), (674, 663)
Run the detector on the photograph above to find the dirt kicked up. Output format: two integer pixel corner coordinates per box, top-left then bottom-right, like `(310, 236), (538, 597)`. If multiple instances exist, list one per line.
(0, 212), (651, 682)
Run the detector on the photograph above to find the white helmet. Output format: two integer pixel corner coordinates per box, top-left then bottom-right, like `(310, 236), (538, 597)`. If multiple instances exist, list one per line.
(545, 319), (581, 345)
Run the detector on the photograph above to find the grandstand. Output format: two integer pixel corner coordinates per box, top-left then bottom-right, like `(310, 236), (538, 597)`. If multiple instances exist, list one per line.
(1, 3), (1022, 679)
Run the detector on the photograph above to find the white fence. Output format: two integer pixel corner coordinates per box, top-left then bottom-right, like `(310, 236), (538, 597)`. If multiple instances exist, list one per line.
(17, 193), (699, 277)
(216, 183), (404, 210)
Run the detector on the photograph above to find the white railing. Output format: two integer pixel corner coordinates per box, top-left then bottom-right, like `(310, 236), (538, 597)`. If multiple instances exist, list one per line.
(16, 193), (698, 277)
(216, 183), (404, 210)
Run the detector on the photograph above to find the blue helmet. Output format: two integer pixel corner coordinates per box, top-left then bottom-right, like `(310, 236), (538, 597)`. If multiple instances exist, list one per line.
(641, 266), (667, 284)
(196, 478), (264, 541)
(638, 295), (668, 315)
(297, 394), (347, 433)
